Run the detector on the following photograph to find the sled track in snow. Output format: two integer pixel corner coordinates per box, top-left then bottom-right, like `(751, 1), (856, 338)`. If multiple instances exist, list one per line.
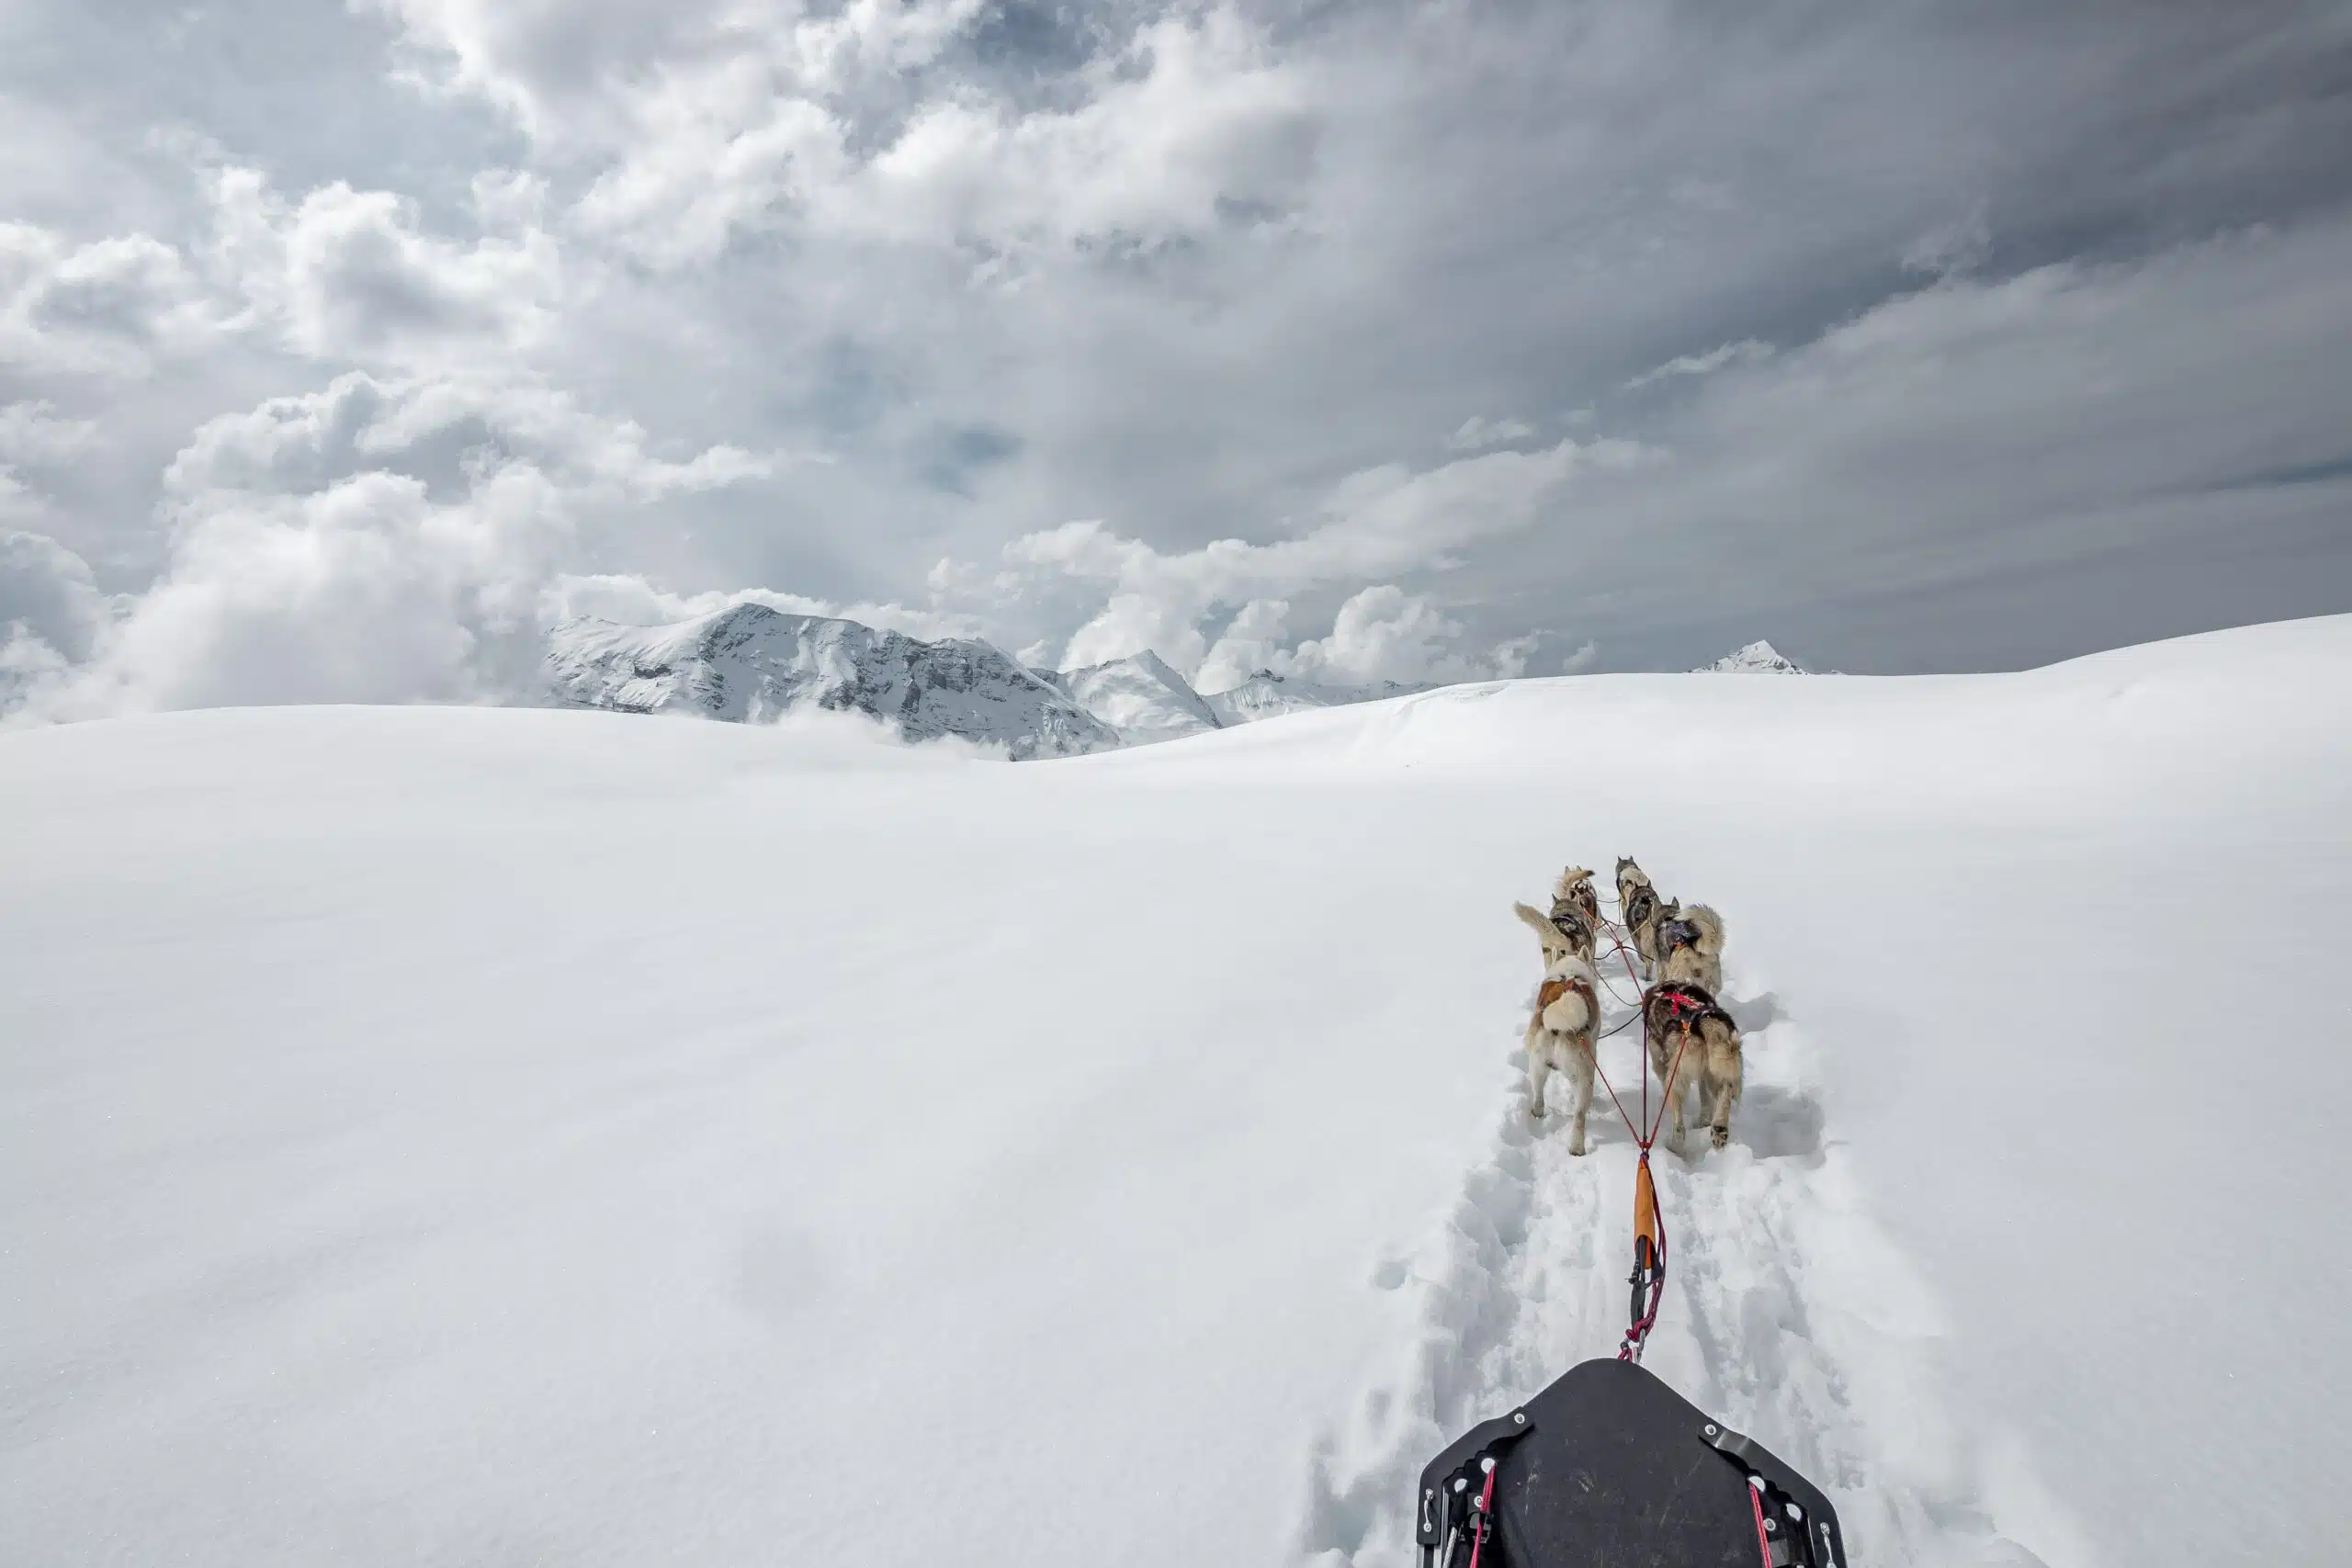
(1292, 961), (2045, 1567)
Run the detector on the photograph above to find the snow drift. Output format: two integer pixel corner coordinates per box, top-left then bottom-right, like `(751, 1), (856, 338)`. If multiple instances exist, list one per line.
(4, 615), (2347, 1568)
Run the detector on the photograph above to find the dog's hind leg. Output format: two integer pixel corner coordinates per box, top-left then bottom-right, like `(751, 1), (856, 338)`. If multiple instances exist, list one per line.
(1705, 1075), (1732, 1150)
(1663, 1037), (1691, 1156)
(1567, 1043), (1595, 1156)
(1524, 1026), (1551, 1119)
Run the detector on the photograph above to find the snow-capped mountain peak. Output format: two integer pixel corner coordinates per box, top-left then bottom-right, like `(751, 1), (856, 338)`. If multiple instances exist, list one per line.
(1047, 651), (1223, 746)
(546, 604), (1118, 759)
(1695, 639), (1805, 673)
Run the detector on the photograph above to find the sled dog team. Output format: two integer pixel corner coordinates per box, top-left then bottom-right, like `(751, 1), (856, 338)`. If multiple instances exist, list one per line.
(1511, 858), (1739, 1158)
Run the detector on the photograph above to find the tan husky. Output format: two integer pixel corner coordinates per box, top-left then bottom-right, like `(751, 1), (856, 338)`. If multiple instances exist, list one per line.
(1526, 953), (1603, 1155)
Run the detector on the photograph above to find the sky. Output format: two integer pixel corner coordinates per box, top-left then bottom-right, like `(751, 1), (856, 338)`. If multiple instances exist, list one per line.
(2, 1), (2348, 715)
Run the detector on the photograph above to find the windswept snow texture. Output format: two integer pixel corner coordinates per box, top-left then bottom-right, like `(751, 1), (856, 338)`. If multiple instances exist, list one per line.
(6, 616), (2350, 1568)
(547, 603), (1117, 758)
(1697, 638), (1807, 672)
(1052, 650), (1223, 745)
(1203, 669), (1423, 725)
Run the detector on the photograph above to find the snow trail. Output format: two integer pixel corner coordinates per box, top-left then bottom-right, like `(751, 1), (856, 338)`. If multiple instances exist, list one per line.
(1294, 918), (2044, 1568)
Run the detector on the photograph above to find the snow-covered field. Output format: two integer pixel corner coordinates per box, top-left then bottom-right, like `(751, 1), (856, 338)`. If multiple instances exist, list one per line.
(5, 616), (2347, 1567)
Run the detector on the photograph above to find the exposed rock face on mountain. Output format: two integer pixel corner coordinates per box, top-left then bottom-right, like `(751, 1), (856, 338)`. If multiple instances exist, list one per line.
(1044, 651), (1223, 745)
(1694, 639), (1805, 673)
(547, 604), (1119, 759)
(1200, 669), (1424, 725)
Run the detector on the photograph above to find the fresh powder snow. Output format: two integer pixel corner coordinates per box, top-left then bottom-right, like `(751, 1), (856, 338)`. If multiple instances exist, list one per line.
(4, 616), (2347, 1567)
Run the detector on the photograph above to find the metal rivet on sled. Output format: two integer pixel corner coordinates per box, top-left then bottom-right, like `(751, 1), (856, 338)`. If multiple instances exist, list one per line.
(1703, 1423), (1718, 1437)
(1763, 1517), (1778, 1534)
(1512, 1412), (1526, 1425)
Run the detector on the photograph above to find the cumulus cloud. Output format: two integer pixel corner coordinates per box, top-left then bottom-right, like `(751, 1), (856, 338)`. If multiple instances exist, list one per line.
(206, 164), (562, 365)
(1289, 585), (1458, 683)
(0, 530), (114, 713)
(0, 400), (100, 466)
(1195, 596), (1291, 693)
(971, 435), (1622, 682)
(379, 2), (1310, 272)
(163, 370), (779, 503)
(0, 221), (225, 375)
(6, 371), (779, 723)
(978, 437), (1636, 672)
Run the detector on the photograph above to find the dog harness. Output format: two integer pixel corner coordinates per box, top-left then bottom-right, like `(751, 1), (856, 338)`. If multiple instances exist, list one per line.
(1623, 886), (1659, 931)
(1644, 981), (1735, 1036)
(1657, 917), (1702, 954)
(1546, 905), (1593, 949)
(1534, 975), (1597, 1025)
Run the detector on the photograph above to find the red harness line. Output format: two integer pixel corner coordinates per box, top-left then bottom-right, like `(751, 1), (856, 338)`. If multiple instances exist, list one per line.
(1747, 1482), (1774, 1567)
(1466, 1463), (1498, 1568)
(1589, 899), (1695, 1364)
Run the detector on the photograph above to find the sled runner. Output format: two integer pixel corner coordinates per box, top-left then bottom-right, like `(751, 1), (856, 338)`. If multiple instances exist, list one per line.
(1416, 1358), (1847, 1568)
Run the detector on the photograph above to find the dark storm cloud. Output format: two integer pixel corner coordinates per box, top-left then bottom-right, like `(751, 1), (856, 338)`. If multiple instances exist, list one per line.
(1, 0), (2346, 716)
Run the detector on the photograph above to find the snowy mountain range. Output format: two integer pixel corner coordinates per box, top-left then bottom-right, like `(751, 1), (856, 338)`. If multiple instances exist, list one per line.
(547, 605), (1815, 753)
(547, 607), (1419, 755)
(546, 604), (1121, 760)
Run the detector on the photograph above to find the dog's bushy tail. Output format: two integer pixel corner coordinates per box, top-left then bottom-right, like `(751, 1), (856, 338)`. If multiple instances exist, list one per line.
(1513, 901), (1556, 939)
(1682, 903), (1725, 958)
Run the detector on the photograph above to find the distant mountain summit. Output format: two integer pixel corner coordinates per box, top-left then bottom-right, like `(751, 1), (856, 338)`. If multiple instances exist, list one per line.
(1694, 639), (1806, 673)
(1201, 669), (1425, 725)
(1036, 651), (1224, 745)
(546, 604), (1119, 760)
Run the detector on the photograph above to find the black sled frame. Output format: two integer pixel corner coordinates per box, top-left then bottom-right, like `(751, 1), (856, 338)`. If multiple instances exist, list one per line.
(1417, 1359), (1849, 1568)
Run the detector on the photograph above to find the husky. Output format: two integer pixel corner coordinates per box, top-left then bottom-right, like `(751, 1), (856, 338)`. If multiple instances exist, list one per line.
(1654, 903), (1724, 995)
(1643, 980), (1743, 1153)
(1630, 894), (1678, 982)
(1525, 953), (1603, 1155)
(1615, 858), (1662, 978)
(1552, 865), (1601, 932)
(1515, 899), (1596, 965)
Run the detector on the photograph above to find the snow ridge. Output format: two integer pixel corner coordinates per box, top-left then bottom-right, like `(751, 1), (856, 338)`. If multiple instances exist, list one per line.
(546, 604), (1119, 759)
(1292, 955), (2042, 1568)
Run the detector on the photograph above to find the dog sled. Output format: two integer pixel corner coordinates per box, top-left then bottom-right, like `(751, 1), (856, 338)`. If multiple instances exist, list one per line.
(1415, 1358), (1847, 1567)
(1419, 868), (1849, 1566)
(1414, 1141), (1848, 1567)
